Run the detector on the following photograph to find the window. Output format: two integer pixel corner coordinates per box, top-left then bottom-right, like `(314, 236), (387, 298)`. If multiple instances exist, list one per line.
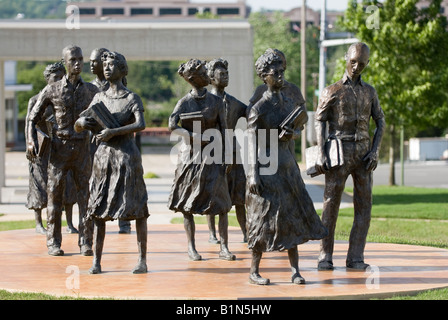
(131, 8), (153, 15)
(79, 8), (95, 15)
(102, 8), (124, 15)
(159, 8), (182, 15)
(188, 8), (198, 15)
(217, 8), (240, 15)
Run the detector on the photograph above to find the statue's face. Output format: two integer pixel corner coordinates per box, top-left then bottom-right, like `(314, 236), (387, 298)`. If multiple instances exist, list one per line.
(47, 70), (65, 84)
(63, 48), (83, 76)
(90, 51), (102, 75)
(263, 63), (284, 90)
(212, 66), (229, 88)
(345, 47), (369, 79)
(188, 65), (210, 88)
(103, 57), (121, 81)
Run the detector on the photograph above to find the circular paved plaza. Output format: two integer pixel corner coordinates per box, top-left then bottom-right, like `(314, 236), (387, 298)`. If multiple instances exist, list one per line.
(1, 224), (448, 300)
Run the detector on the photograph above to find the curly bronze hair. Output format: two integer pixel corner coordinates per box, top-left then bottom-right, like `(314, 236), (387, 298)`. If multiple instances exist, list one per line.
(255, 49), (284, 79)
(178, 58), (206, 79)
(206, 58), (228, 80)
(43, 62), (66, 81)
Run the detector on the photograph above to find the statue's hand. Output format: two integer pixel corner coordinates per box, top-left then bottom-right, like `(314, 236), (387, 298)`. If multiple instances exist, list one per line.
(363, 150), (378, 172)
(280, 125), (294, 141)
(248, 174), (262, 195)
(74, 117), (97, 133)
(315, 152), (329, 175)
(26, 142), (37, 162)
(97, 128), (114, 142)
(83, 117), (98, 131)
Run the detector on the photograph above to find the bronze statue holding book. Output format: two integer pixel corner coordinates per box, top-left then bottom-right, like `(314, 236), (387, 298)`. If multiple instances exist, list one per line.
(313, 42), (385, 270)
(168, 58), (235, 262)
(75, 51), (149, 274)
(246, 49), (327, 285)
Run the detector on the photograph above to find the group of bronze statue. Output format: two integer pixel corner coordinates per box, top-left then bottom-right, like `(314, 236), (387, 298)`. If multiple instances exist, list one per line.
(25, 42), (385, 285)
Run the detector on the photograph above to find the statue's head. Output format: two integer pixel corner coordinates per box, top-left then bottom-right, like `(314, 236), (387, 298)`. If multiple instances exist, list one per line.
(43, 62), (66, 85)
(62, 45), (83, 76)
(206, 58), (229, 88)
(90, 48), (109, 76)
(345, 42), (370, 79)
(101, 51), (128, 82)
(264, 48), (287, 70)
(255, 49), (285, 90)
(178, 59), (210, 88)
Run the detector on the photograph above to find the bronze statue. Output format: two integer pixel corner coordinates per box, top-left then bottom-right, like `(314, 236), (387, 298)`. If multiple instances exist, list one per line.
(75, 51), (149, 274)
(248, 48), (306, 157)
(90, 48), (110, 91)
(168, 59), (235, 261)
(26, 45), (97, 256)
(314, 42), (385, 270)
(25, 62), (77, 235)
(246, 50), (327, 285)
(89, 47), (131, 235)
(206, 58), (248, 243)
(248, 49), (306, 116)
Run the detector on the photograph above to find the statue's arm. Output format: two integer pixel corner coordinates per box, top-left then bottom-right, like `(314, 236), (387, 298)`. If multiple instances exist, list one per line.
(26, 88), (51, 160)
(363, 93), (386, 172)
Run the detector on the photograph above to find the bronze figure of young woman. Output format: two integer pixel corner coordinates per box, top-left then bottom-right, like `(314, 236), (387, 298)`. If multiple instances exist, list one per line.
(168, 59), (235, 262)
(246, 50), (328, 285)
(75, 51), (149, 274)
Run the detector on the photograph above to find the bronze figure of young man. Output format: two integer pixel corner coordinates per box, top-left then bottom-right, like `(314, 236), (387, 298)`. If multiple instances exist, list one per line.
(314, 42), (385, 270)
(27, 45), (98, 256)
(206, 58), (248, 243)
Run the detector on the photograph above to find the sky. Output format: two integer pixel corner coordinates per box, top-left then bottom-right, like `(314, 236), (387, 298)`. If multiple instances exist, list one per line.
(246, 0), (349, 12)
(191, 0), (349, 12)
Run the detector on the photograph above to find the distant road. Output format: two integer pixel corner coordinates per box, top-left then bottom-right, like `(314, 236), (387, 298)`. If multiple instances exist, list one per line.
(304, 161), (448, 189)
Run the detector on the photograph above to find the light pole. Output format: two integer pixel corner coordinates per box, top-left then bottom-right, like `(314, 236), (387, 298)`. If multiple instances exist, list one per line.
(318, 0), (327, 95)
(301, 0), (307, 163)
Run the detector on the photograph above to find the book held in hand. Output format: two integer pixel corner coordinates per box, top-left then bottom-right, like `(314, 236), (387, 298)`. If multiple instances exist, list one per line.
(305, 138), (344, 177)
(179, 111), (204, 127)
(36, 127), (50, 158)
(79, 102), (121, 134)
(278, 105), (307, 140)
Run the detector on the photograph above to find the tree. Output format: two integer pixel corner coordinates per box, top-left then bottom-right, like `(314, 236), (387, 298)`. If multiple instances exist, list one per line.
(16, 62), (50, 118)
(0, 0), (65, 19)
(337, 0), (448, 185)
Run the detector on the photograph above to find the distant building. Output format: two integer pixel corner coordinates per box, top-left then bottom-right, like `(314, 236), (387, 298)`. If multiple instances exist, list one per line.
(4, 61), (32, 148)
(275, 6), (343, 31)
(409, 137), (448, 161)
(69, 0), (250, 20)
(417, 0), (448, 16)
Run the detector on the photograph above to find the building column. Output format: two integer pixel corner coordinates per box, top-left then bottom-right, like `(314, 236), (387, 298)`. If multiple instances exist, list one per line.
(225, 54), (254, 105)
(0, 60), (5, 202)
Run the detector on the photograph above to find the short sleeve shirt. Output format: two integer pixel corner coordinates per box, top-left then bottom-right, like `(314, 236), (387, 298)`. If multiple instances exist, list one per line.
(315, 72), (384, 142)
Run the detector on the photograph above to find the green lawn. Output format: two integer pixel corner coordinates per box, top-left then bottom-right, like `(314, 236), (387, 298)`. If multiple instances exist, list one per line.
(1, 186), (447, 300)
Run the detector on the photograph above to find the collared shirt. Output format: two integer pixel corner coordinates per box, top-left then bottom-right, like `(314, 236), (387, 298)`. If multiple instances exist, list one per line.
(29, 76), (99, 140)
(315, 72), (384, 142)
(91, 78), (109, 92)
